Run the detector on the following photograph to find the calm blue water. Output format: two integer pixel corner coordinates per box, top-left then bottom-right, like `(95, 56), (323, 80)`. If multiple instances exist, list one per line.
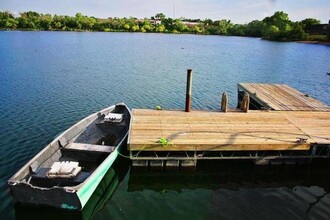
(0, 31), (330, 219)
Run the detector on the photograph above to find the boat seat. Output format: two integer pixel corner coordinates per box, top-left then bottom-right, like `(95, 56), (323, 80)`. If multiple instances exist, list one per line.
(64, 143), (115, 153)
(104, 113), (123, 123)
(47, 161), (82, 179)
(30, 168), (89, 187)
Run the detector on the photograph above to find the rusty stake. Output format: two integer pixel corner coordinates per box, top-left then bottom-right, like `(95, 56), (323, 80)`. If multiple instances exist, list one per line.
(185, 69), (193, 112)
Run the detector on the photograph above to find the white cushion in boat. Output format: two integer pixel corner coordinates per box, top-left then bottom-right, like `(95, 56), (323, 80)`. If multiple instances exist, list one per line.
(47, 161), (82, 178)
(104, 113), (123, 123)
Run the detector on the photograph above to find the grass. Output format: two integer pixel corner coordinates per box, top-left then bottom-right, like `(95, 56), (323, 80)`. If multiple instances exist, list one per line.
(159, 137), (170, 147)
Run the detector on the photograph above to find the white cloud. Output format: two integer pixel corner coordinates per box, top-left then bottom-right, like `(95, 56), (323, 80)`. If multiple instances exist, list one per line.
(238, 0), (275, 10)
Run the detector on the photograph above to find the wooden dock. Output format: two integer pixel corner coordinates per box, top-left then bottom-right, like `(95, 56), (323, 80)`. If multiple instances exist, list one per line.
(129, 110), (329, 151)
(128, 83), (330, 167)
(238, 83), (330, 111)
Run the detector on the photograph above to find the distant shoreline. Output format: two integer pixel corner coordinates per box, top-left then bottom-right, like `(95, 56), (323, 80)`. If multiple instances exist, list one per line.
(2, 29), (330, 46)
(297, 40), (330, 46)
(1, 10), (330, 43)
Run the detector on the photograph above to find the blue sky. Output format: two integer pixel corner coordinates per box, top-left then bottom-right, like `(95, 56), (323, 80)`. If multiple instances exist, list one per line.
(0, 0), (329, 23)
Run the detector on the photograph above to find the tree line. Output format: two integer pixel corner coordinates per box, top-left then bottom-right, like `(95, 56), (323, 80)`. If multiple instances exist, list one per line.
(0, 11), (328, 41)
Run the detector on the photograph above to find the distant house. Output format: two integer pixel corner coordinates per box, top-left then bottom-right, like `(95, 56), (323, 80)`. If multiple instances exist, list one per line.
(307, 20), (330, 35)
(181, 21), (199, 27)
(150, 19), (161, 25)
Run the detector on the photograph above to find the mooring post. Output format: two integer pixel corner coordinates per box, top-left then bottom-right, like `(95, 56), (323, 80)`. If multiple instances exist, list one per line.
(185, 69), (193, 112)
(221, 92), (228, 112)
(240, 92), (250, 112)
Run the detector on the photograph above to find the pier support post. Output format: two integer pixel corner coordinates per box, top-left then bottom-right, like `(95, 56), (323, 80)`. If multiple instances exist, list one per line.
(185, 69), (193, 112)
(221, 92), (228, 112)
(240, 92), (250, 112)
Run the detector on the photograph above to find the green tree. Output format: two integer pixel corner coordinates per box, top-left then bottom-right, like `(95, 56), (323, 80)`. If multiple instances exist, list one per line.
(111, 19), (123, 31)
(0, 11), (14, 19)
(63, 15), (77, 30)
(192, 25), (203, 34)
(162, 17), (174, 32)
(19, 11), (41, 29)
(123, 23), (130, 31)
(39, 14), (52, 30)
(156, 24), (165, 32)
(245, 20), (264, 37)
(173, 20), (188, 33)
(52, 15), (64, 30)
(139, 19), (152, 32)
(17, 16), (35, 29)
(218, 19), (233, 35)
(5, 18), (18, 29)
(83, 17), (96, 30)
(0, 11), (15, 29)
(155, 13), (166, 21)
(263, 25), (280, 40)
(131, 24), (139, 32)
(207, 19), (233, 35)
(263, 11), (290, 30)
(74, 13), (83, 30)
(203, 19), (213, 26)
(229, 24), (246, 36)
(300, 18), (320, 32)
(289, 22), (306, 40)
(262, 11), (294, 40)
(265, 11), (308, 41)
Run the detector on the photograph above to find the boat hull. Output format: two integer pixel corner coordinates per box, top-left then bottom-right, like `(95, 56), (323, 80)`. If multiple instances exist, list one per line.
(9, 183), (81, 209)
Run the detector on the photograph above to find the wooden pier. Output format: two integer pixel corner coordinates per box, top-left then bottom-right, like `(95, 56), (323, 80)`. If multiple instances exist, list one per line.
(128, 83), (330, 168)
(238, 83), (330, 111)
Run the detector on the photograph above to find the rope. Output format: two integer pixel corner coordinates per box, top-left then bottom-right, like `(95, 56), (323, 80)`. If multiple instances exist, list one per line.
(117, 144), (148, 159)
(117, 141), (174, 159)
(117, 151), (131, 159)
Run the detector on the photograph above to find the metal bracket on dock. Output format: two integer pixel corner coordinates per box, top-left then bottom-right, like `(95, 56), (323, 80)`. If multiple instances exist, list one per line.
(130, 146), (330, 168)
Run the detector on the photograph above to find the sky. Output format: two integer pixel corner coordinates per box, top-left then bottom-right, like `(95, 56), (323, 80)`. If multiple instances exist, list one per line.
(0, 0), (329, 24)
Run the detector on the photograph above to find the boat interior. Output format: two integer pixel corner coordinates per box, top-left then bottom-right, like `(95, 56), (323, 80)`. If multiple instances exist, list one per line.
(23, 105), (130, 188)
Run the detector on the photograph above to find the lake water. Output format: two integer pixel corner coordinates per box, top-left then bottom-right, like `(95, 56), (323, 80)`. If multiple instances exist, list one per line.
(0, 31), (329, 219)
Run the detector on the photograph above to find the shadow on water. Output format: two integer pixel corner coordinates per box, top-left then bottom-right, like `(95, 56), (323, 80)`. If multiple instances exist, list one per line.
(127, 159), (330, 220)
(12, 158), (330, 220)
(128, 159), (330, 192)
(14, 156), (130, 220)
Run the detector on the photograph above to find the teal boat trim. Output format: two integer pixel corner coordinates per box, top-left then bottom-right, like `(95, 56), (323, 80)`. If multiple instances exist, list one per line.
(77, 147), (120, 207)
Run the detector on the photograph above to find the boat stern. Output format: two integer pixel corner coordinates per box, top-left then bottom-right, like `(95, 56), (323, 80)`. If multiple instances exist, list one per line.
(8, 182), (82, 210)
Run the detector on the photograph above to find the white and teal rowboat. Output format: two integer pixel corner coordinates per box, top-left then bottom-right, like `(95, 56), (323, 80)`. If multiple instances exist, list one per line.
(8, 103), (131, 210)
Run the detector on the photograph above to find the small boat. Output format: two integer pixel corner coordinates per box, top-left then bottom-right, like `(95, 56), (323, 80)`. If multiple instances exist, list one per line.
(8, 103), (131, 210)
(15, 157), (129, 220)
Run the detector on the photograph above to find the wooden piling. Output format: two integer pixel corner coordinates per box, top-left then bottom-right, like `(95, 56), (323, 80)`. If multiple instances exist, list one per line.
(221, 92), (228, 112)
(241, 92), (250, 112)
(185, 69), (193, 112)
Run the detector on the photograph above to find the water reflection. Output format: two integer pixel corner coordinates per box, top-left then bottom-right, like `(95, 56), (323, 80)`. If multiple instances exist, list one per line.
(12, 158), (330, 220)
(129, 160), (330, 192)
(14, 157), (129, 220)
(125, 160), (330, 220)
